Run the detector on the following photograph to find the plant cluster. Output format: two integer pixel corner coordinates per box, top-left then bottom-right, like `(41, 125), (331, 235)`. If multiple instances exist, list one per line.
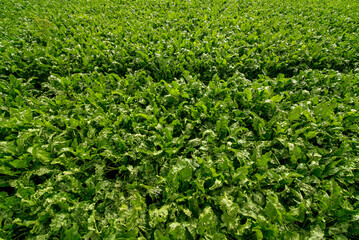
(0, 0), (358, 239)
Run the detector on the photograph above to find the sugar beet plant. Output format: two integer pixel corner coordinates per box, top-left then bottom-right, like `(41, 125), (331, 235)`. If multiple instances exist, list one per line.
(1, 0), (359, 239)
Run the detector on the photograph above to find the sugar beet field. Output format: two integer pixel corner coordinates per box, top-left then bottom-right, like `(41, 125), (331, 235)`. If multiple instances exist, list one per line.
(1, 0), (359, 239)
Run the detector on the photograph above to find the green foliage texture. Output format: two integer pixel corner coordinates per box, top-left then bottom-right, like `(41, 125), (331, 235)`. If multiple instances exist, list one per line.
(1, 0), (359, 239)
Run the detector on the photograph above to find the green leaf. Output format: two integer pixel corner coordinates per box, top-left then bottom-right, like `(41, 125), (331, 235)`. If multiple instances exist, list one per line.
(309, 225), (325, 240)
(264, 195), (285, 224)
(258, 152), (271, 168)
(149, 205), (169, 228)
(333, 235), (349, 240)
(0, 166), (17, 176)
(329, 222), (349, 236)
(289, 144), (302, 163)
(198, 206), (218, 235)
(244, 88), (252, 101)
(254, 229), (263, 240)
(288, 106), (302, 122)
(154, 229), (171, 240)
(305, 131), (318, 139)
(282, 231), (300, 240)
(314, 101), (334, 120)
(28, 146), (51, 164)
(9, 159), (29, 169)
(64, 223), (81, 240)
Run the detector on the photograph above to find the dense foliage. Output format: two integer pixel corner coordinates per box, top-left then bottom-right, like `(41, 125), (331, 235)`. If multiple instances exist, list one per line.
(1, 0), (359, 239)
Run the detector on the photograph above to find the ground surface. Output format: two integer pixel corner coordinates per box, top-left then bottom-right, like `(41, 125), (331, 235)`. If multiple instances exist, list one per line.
(0, 0), (359, 239)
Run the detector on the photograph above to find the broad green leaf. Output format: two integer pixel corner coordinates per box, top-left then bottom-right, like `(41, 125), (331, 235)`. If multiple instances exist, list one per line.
(0, 166), (17, 176)
(9, 159), (28, 169)
(244, 88), (252, 101)
(27, 146), (51, 164)
(64, 223), (81, 240)
(258, 152), (271, 168)
(309, 225), (325, 240)
(288, 106), (302, 122)
(314, 101), (334, 120)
